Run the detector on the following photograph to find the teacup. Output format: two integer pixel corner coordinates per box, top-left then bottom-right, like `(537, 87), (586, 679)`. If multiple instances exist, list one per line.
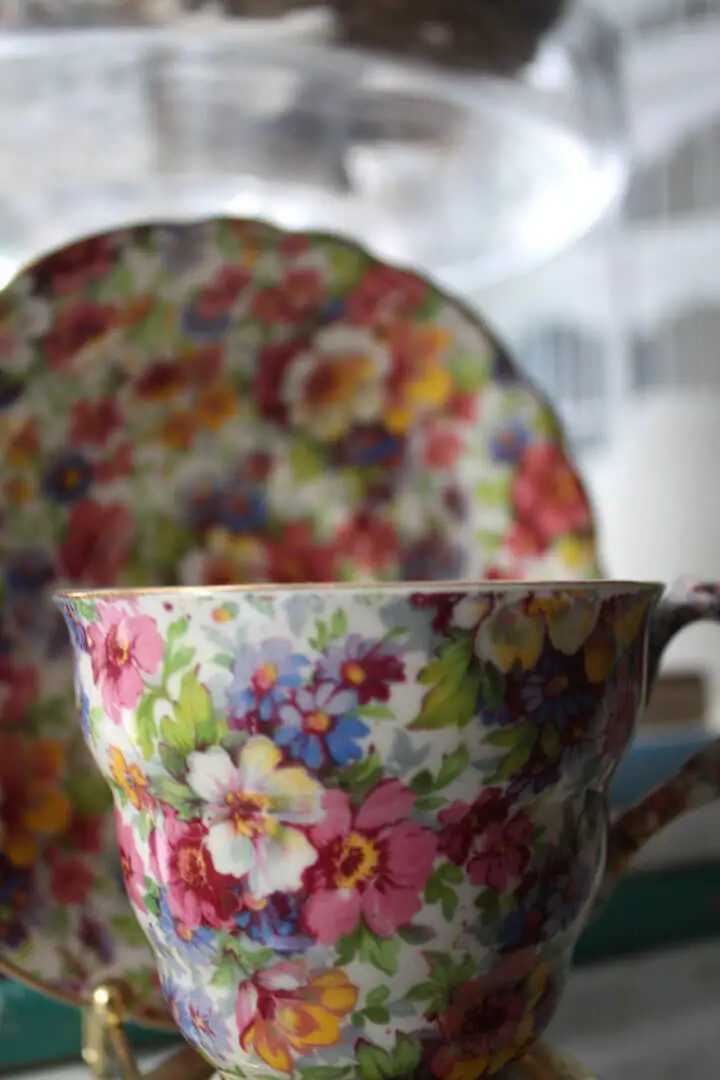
(56, 578), (720, 1080)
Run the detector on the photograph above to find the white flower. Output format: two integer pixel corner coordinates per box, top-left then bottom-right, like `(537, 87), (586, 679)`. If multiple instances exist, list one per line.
(186, 737), (324, 897)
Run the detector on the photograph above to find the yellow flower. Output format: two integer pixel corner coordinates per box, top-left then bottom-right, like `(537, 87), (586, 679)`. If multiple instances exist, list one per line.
(193, 381), (237, 431)
(383, 323), (453, 434)
(109, 747), (149, 811)
(584, 622), (617, 683)
(238, 964), (358, 1074)
(614, 593), (653, 647)
(475, 605), (545, 673)
(0, 737), (71, 869)
(527, 591), (600, 655)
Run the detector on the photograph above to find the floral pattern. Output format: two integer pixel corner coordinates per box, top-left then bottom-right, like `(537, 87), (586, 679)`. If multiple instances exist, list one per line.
(0, 218), (601, 1021)
(60, 581), (665, 1078)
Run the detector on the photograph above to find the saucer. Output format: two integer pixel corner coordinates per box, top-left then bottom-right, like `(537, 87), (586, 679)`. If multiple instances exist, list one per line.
(0, 217), (600, 1023)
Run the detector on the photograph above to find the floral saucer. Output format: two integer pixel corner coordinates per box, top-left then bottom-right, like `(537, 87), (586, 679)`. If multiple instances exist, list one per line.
(0, 218), (600, 1024)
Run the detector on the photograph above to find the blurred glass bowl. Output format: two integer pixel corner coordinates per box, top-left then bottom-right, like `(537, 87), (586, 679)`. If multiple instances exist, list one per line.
(0, 3), (627, 291)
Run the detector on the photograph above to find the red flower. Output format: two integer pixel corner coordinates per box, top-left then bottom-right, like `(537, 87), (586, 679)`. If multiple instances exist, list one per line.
(334, 512), (400, 575)
(410, 592), (465, 633)
(67, 813), (104, 854)
(346, 265), (428, 326)
(58, 499), (133, 585)
(276, 267), (326, 320)
(69, 397), (121, 445)
(49, 855), (95, 905)
(116, 812), (148, 914)
(267, 522), (338, 584)
(95, 442), (134, 483)
(193, 266), (251, 320)
(254, 340), (308, 422)
(133, 360), (186, 402)
(319, 634), (406, 705)
(0, 657), (37, 726)
(423, 422), (464, 468)
(183, 345), (224, 385)
(149, 812), (243, 930)
(44, 302), (119, 372)
(439, 788), (533, 891)
(34, 237), (113, 294)
(512, 444), (591, 545)
(446, 392), (480, 423)
(506, 521), (547, 559)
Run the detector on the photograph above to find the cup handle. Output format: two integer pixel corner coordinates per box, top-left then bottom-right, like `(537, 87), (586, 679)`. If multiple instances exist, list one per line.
(601, 579), (720, 901)
(83, 981), (214, 1080)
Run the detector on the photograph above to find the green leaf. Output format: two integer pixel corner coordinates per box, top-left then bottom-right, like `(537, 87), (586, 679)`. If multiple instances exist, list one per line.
(135, 693), (159, 761)
(437, 861), (464, 885)
(159, 742), (187, 777)
(436, 745), (470, 789)
(541, 723), (560, 757)
(298, 1068), (352, 1080)
(490, 727), (539, 781)
(167, 616), (189, 646)
(161, 670), (226, 754)
(423, 951), (455, 982)
(335, 925), (362, 966)
(76, 599), (96, 621)
(356, 703), (395, 720)
(340, 751), (384, 796)
(212, 653), (235, 669)
(475, 889), (502, 925)
(365, 986), (391, 1007)
(358, 924), (400, 976)
(364, 1006), (390, 1025)
(210, 963), (237, 989)
(409, 769), (434, 795)
(486, 724), (535, 748)
(289, 439), (326, 482)
(447, 348), (490, 392)
(309, 619), (331, 652)
(415, 794), (447, 813)
(410, 639), (482, 731)
(246, 596), (274, 618)
(441, 888), (459, 920)
(392, 1034), (421, 1075)
(165, 645), (196, 677)
(329, 608), (349, 640)
(397, 924), (435, 945)
(406, 982), (437, 1002)
(150, 775), (198, 811)
(110, 914), (146, 946)
(480, 664), (506, 710)
(357, 1042), (395, 1080)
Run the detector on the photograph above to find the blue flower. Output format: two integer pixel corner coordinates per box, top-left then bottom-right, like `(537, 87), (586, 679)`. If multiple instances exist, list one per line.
(157, 893), (216, 968)
(275, 681), (369, 769)
(234, 891), (313, 953)
(181, 303), (230, 341)
(227, 639), (309, 724)
(161, 976), (230, 1059)
(4, 550), (55, 594)
(491, 419), (531, 464)
(334, 424), (406, 467)
(497, 852), (595, 953)
(220, 487), (269, 534)
(43, 451), (93, 504)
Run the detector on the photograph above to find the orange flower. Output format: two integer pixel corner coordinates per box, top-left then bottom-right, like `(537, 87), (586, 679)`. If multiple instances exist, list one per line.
(193, 381), (237, 431)
(384, 321), (452, 434)
(159, 410), (197, 450)
(0, 736), (71, 868)
(109, 747), (150, 811)
(237, 962), (357, 1074)
(5, 419), (40, 468)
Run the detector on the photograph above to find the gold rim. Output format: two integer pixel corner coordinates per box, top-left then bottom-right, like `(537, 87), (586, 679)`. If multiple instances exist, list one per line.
(55, 579), (665, 601)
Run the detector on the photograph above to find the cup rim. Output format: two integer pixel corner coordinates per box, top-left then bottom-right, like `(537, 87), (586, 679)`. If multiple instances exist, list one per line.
(54, 579), (667, 601)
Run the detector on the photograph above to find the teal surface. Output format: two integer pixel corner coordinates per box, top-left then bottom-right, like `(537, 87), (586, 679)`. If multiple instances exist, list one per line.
(0, 980), (179, 1072)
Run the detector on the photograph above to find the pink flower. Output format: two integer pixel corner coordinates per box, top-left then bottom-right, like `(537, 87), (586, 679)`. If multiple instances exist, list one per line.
(115, 811), (147, 913)
(88, 603), (163, 724)
(302, 780), (437, 944)
(149, 812), (243, 930)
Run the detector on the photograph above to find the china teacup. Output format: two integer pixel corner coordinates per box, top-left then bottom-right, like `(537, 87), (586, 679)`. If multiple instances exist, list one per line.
(56, 578), (720, 1080)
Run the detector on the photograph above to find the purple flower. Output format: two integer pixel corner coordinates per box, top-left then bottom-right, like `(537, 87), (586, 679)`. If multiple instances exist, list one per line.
(227, 639), (309, 724)
(162, 976), (231, 1059)
(316, 634), (405, 704)
(275, 682), (369, 769)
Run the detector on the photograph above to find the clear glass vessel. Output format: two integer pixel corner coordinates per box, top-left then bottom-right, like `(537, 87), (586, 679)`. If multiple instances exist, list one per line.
(0, 3), (626, 291)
